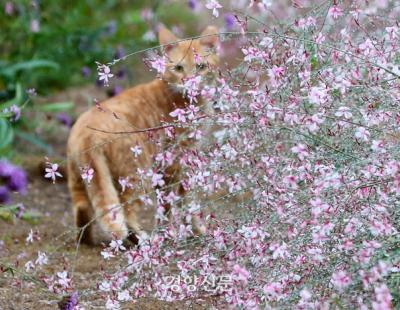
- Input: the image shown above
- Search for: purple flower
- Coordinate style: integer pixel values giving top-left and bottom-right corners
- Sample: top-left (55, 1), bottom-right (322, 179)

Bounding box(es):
top-left (0, 160), bottom-right (28, 197)
top-left (0, 160), bottom-right (14, 178)
top-left (3, 105), bottom-right (21, 121)
top-left (116, 69), bottom-right (126, 79)
top-left (111, 85), bottom-right (123, 96)
top-left (224, 13), bottom-right (236, 30)
top-left (114, 46), bottom-right (125, 60)
top-left (15, 203), bottom-right (25, 219)
top-left (57, 113), bottom-right (73, 128)
top-left (26, 88), bottom-right (37, 97)
top-left (106, 20), bottom-right (117, 35)
top-left (10, 104), bottom-right (21, 121)
top-left (60, 291), bottom-right (79, 310)
top-left (188, 0), bottom-right (198, 10)
top-left (0, 186), bottom-right (11, 204)
top-left (7, 166), bottom-right (28, 193)
top-left (81, 66), bottom-right (91, 78)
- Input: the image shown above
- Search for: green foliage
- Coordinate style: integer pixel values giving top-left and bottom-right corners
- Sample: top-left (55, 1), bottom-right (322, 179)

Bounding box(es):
top-left (0, 204), bottom-right (42, 224)
top-left (0, 0), bottom-right (198, 158)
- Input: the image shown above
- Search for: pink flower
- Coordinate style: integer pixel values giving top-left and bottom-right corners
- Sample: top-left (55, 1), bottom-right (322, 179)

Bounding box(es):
top-left (150, 56), bottom-right (167, 74)
top-left (80, 166), bottom-right (94, 183)
top-left (4, 2), bottom-right (14, 15)
top-left (263, 282), bottom-right (284, 301)
top-left (183, 75), bottom-right (202, 103)
top-left (331, 270), bottom-right (352, 290)
top-left (355, 127), bottom-right (370, 142)
top-left (44, 163), bottom-right (63, 183)
top-left (169, 108), bottom-right (187, 122)
top-left (232, 264), bottom-right (250, 285)
top-left (328, 5), bottom-right (343, 19)
top-left (291, 143), bottom-right (309, 160)
top-left (205, 0), bottom-right (222, 18)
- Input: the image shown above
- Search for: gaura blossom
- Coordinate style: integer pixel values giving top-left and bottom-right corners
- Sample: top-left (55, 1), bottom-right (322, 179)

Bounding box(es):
top-left (44, 163), bottom-right (63, 183)
top-left (205, 0), bottom-right (222, 18)
top-left (150, 56), bottom-right (167, 74)
top-left (96, 63), bottom-right (114, 86)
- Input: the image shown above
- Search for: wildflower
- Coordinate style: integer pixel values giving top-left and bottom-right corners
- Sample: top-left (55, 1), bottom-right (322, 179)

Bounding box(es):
top-left (30, 19), bottom-right (40, 33)
top-left (183, 75), bottom-right (202, 103)
top-left (80, 166), bottom-right (94, 184)
top-left (4, 2), bottom-right (14, 15)
top-left (109, 239), bottom-right (126, 252)
top-left (3, 104), bottom-right (21, 121)
top-left (331, 270), bottom-right (352, 290)
top-left (169, 108), bottom-right (187, 122)
top-left (232, 264), bottom-right (250, 285)
top-left (44, 163), bottom-right (63, 183)
top-left (188, 0), bottom-right (198, 10)
top-left (97, 63), bottom-right (114, 86)
top-left (328, 5), bottom-right (343, 19)
top-left (35, 251), bottom-right (48, 266)
top-left (355, 127), bottom-right (370, 142)
top-left (57, 271), bottom-right (71, 289)
top-left (81, 66), bottom-right (91, 77)
top-left (58, 291), bottom-right (79, 310)
top-left (26, 88), bottom-right (37, 96)
top-left (25, 260), bottom-right (35, 272)
top-left (150, 56), bottom-right (167, 74)
top-left (224, 13), bottom-right (236, 30)
top-left (57, 113), bottom-right (72, 128)
top-left (0, 186), bottom-right (11, 204)
top-left (205, 0), bottom-right (222, 18)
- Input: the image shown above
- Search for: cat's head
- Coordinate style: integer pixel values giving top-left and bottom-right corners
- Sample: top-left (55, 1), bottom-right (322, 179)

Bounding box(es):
top-left (158, 26), bottom-right (219, 88)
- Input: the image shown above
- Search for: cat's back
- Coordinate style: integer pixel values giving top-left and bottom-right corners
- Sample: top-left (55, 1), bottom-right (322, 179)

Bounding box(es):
top-left (67, 79), bottom-right (173, 157)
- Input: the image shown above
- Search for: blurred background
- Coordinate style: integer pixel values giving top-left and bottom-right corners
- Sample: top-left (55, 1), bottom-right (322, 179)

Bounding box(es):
top-left (0, 0), bottom-right (236, 207)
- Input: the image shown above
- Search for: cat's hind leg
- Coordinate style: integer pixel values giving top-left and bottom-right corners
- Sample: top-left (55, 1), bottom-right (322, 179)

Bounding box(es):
top-left (68, 160), bottom-right (94, 245)
top-left (85, 154), bottom-right (129, 241)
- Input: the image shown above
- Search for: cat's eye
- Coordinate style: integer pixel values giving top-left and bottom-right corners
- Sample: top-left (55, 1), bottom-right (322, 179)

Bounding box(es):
top-left (174, 64), bottom-right (184, 72)
top-left (196, 63), bottom-right (207, 71)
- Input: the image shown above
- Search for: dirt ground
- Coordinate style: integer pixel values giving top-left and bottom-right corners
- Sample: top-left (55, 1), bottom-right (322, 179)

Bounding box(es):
top-left (0, 85), bottom-right (222, 310)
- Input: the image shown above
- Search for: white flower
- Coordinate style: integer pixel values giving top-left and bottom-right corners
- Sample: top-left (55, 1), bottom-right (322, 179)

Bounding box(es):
top-left (117, 290), bottom-right (132, 301)
top-left (97, 63), bottom-right (114, 86)
top-left (130, 145), bottom-right (142, 157)
top-left (44, 163), bottom-right (63, 183)
top-left (25, 260), bottom-right (35, 272)
top-left (355, 127), bottom-right (370, 142)
top-left (105, 297), bottom-right (120, 309)
top-left (35, 251), bottom-right (48, 266)
top-left (109, 239), bottom-right (126, 252)
top-left (205, 0), bottom-right (222, 18)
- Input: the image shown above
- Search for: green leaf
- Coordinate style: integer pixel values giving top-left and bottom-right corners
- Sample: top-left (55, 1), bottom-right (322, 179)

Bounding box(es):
top-left (0, 83), bottom-right (24, 109)
top-left (0, 208), bottom-right (13, 222)
top-left (20, 210), bottom-right (42, 224)
top-left (0, 118), bottom-right (14, 149)
top-left (37, 102), bottom-right (74, 112)
top-left (1, 60), bottom-right (60, 79)
top-left (16, 131), bottom-right (53, 154)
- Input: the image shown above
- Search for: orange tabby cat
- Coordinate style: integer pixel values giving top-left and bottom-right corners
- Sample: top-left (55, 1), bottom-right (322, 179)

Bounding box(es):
top-left (67, 26), bottom-right (219, 245)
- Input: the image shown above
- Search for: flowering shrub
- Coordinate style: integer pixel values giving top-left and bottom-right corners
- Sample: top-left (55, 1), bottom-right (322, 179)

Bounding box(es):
top-left (2, 1), bottom-right (400, 309)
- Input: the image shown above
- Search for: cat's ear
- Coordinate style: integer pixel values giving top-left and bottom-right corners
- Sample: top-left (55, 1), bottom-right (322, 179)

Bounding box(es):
top-left (159, 27), bottom-right (178, 51)
top-left (199, 26), bottom-right (219, 48)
